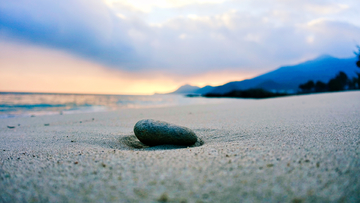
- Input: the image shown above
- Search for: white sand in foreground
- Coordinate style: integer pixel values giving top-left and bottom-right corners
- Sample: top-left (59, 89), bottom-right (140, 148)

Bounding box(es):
top-left (1, 91), bottom-right (360, 202)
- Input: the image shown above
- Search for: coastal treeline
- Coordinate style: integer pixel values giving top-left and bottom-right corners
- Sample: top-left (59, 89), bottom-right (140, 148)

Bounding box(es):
top-left (204, 88), bottom-right (287, 99)
top-left (299, 47), bottom-right (360, 93)
top-left (298, 71), bottom-right (360, 93)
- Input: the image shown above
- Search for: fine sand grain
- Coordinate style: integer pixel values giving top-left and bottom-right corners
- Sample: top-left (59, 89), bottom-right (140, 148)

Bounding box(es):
top-left (1, 91), bottom-right (360, 202)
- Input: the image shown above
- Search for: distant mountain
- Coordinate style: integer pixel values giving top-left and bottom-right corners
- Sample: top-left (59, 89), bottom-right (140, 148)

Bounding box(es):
top-left (194, 85), bottom-right (215, 94)
top-left (168, 84), bottom-right (215, 95)
top-left (209, 55), bottom-right (359, 94)
top-left (170, 84), bottom-right (200, 94)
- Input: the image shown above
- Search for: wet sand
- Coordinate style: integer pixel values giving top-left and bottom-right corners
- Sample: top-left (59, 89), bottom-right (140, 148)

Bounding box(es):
top-left (1, 91), bottom-right (360, 202)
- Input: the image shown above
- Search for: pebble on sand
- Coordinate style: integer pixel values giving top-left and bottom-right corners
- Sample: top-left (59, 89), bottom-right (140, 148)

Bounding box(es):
top-left (134, 119), bottom-right (198, 146)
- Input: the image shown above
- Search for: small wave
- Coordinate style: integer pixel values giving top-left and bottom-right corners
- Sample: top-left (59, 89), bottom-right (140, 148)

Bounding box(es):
top-left (0, 103), bottom-right (67, 109)
top-left (62, 105), bottom-right (108, 114)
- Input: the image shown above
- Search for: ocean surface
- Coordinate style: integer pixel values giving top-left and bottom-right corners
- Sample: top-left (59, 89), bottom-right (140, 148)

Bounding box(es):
top-left (0, 92), bottom-right (227, 119)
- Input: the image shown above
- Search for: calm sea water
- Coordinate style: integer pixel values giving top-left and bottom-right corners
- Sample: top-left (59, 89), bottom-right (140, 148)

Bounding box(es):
top-left (0, 92), bottom-right (226, 118)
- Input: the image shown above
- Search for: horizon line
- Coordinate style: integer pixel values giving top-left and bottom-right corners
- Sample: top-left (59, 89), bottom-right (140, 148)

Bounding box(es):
top-left (0, 91), bottom-right (157, 96)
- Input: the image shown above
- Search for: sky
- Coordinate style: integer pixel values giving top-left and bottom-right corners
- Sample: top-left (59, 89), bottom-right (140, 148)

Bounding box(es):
top-left (1, 0), bottom-right (360, 94)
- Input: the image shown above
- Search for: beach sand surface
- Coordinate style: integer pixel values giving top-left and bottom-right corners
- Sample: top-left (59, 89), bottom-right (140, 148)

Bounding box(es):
top-left (1, 91), bottom-right (360, 202)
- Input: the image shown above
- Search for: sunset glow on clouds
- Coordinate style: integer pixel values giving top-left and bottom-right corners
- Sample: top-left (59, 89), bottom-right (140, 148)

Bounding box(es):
top-left (1, 0), bottom-right (360, 94)
top-left (0, 41), bottom-right (253, 94)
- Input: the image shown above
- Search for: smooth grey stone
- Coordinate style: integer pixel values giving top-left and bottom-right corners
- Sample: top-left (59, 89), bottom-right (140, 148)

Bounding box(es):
top-left (134, 119), bottom-right (198, 146)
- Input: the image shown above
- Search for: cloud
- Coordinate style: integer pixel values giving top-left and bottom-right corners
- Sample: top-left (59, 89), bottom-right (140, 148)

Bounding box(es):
top-left (0, 0), bottom-right (141, 69)
top-left (139, 8), bottom-right (360, 74)
top-left (303, 19), bottom-right (360, 56)
top-left (1, 0), bottom-right (360, 78)
top-left (105, 0), bottom-right (227, 13)
top-left (0, 40), bottom-right (257, 94)
top-left (0, 41), bottom-right (179, 94)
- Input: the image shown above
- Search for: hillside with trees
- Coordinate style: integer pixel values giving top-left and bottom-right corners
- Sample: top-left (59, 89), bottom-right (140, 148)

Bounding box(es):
top-left (205, 47), bottom-right (360, 99)
top-left (298, 47), bottom-right (360, 94)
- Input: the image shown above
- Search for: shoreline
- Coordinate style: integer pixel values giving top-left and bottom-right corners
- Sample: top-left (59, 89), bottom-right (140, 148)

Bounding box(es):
top-left (0, 93), bottom-right (231, 119)
top-left (1, 91), bottom-right (360, 202)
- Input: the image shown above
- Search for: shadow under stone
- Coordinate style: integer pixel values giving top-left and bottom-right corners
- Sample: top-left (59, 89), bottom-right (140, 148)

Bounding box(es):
top-left (119, 134), bottom-right (204, 150)
top-left (120, 135), bottom-right (148, 149)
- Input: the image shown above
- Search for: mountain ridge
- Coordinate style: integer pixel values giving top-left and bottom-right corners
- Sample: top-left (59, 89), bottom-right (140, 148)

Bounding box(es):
top-left (169, 55), bottom-right (359, 95)
top-left (242, 55), bottom-right (358, 92)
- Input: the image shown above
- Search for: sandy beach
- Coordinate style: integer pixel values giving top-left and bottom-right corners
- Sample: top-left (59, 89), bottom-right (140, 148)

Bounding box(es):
top-left (1, 91), bottom-right (359, 202)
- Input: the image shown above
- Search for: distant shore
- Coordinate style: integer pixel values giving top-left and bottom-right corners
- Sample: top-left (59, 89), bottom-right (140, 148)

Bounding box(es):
top-left (1, 91), bottom-right (360, 202)
top-left (202, 88), bottom-right (360, 99)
